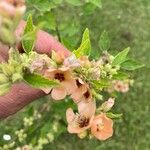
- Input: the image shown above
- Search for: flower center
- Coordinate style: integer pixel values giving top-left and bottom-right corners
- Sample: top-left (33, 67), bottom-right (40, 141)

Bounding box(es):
top-left (96, 122), bottom-right (104, 131)
top-left (78, 116), bottom-right (90, 128)
top-left (54, 73), bottom-right (65, 82)
top-left (84, 91), bottom-right (90, 99)
top-left (76, 79), bottom-right (82, 87)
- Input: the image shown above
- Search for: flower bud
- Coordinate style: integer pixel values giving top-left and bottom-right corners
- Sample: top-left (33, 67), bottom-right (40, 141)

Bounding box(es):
top-left (0, 74), bottom-right (9, 84)
top-left (12, 73), bottom-right (23, 82)
top-left (78, 131), bottom-right (87, 139)
top-left (51, 50), bottom-right (65, 64)
top-left (100, 98), bottom-right (115, 112)
top-left (1, 64), bottom-right (14, 76)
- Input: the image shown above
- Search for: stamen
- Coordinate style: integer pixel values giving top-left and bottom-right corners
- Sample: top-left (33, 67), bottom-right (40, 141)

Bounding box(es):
top-left (54, 73), bottom-right (65, 82)
top-left (77, 116), bottom-right (90, 128)
top-left (84, 91), bottom-right (90, 99)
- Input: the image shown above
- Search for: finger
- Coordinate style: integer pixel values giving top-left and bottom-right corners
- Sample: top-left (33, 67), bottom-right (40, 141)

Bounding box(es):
top-left (0, 21), bottom-right (70, 119)
top-left (0, 82), bottom-right (45, 119)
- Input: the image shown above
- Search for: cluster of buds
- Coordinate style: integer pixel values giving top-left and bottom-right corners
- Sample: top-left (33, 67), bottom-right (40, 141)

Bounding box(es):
top-left (0, 48), bottom-right (23, 95)
top-left (0, 0), bottom-right (26, 45)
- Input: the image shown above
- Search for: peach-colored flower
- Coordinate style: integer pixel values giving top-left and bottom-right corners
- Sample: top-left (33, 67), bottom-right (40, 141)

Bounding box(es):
top-left (91, 113), bottom-right (113, 141)
top-left (113, 80), bottom-right (129, 93)
top-left (43, 67), bottom-right (76, 100)
top-left (66, 107), bottom-right (94, 134)
top-left (77, 100), bottom-right (96, 118)
top-left (0, 0), bottom-right (26, 17)
top-left (100, 98), bottom-right (115, 112)
top-left (71, 78), bottom-right (92, 103)
top-left (66, 100), bottom-right (96, 134)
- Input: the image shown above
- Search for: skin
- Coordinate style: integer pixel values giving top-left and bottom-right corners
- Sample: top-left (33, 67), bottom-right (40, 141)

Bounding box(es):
top-left (0, 21), bottom-right (70, 119)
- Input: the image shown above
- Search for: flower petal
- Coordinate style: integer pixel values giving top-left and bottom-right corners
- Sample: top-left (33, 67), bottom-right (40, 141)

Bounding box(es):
top-left (63, 79), bottom-right (77, 95)
top-left (42, 88), bottom-right (52, 94)
top-left (71, 85), bottom-right (87, 103)
top-left (51, 87), bottom-right (67, 100)
top-left (66, 108), bottom-right (75, 123)
top-left (78, 100), bottom-right (96, 117)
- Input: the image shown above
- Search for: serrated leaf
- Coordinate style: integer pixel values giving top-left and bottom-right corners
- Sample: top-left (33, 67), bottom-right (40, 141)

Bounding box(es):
top-left (99, 30), bottom-right (110, 51)
top-left (22, 14), bottom-right (36, 54)
top-left (106, 112), bottom-right (123, 119)
top-left (112, 47), bottom-right (130, 66)
top-left (73, 28), bottom-right (91, 57)
top-left (24, 73), bottom-right (59, 88)
top-left (121, 59), bottom-right (145, 70)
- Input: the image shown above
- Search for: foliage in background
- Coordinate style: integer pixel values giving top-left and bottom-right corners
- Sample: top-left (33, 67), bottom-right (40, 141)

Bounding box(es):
top-left (0, 0), bottom-right (149, 149)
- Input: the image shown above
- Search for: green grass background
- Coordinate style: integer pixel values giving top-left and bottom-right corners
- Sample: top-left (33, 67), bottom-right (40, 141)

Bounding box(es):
top-left (0, 0), bottom-right (150, 149)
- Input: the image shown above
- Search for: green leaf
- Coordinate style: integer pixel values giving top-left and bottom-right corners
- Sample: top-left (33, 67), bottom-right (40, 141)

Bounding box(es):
top-left (113, 71), bottom-right (129, 80)
top-left (83, 3), bottom-right (97, 15)
top-left (37, 12), bottom-right (56, 30)
top-left (112, 47), bottom-right (130, 66)
top-left (26, 0), bottom-right (52, 12)
top-left (24, 73), bottom-right (59, 88)
top-left (99, 30), bottom-right (110, 51)
top-left (89, 0), bottom-right (102, 8)
top-left (73, 28), bottom-right (91, 57)
top-left (92, 79), bottom-right (110, 89)
top-left (106, 112), bottom-right (123, 119)
top-left (22, 14), bottom-right (36, 54)
top-left (121, 59), bottom-right (145, 70)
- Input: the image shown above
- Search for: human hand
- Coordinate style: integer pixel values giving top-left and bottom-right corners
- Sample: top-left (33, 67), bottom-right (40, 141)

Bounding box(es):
top-left (0, 21), bottom-right (70, 119)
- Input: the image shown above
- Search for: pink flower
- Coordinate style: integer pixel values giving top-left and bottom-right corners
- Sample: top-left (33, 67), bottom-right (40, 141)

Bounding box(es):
top-left (71, 78), bottom-right (92, 103)
top-left (91, 113), bottom-right (113, 141)
top-left (43, 67), bottom-right (76, 100)
top-left (113, 80), bottom-right (129, 93)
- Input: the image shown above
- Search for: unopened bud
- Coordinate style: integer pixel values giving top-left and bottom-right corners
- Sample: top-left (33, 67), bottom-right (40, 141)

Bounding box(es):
top-left (51, 50), bottom-right (64, 64)
top-left (100, 98), bottom-right (115, 112)
top-left (0, 74), bottom-right (9, 83)
top-left (78, 131), bottom-right (87, 139)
